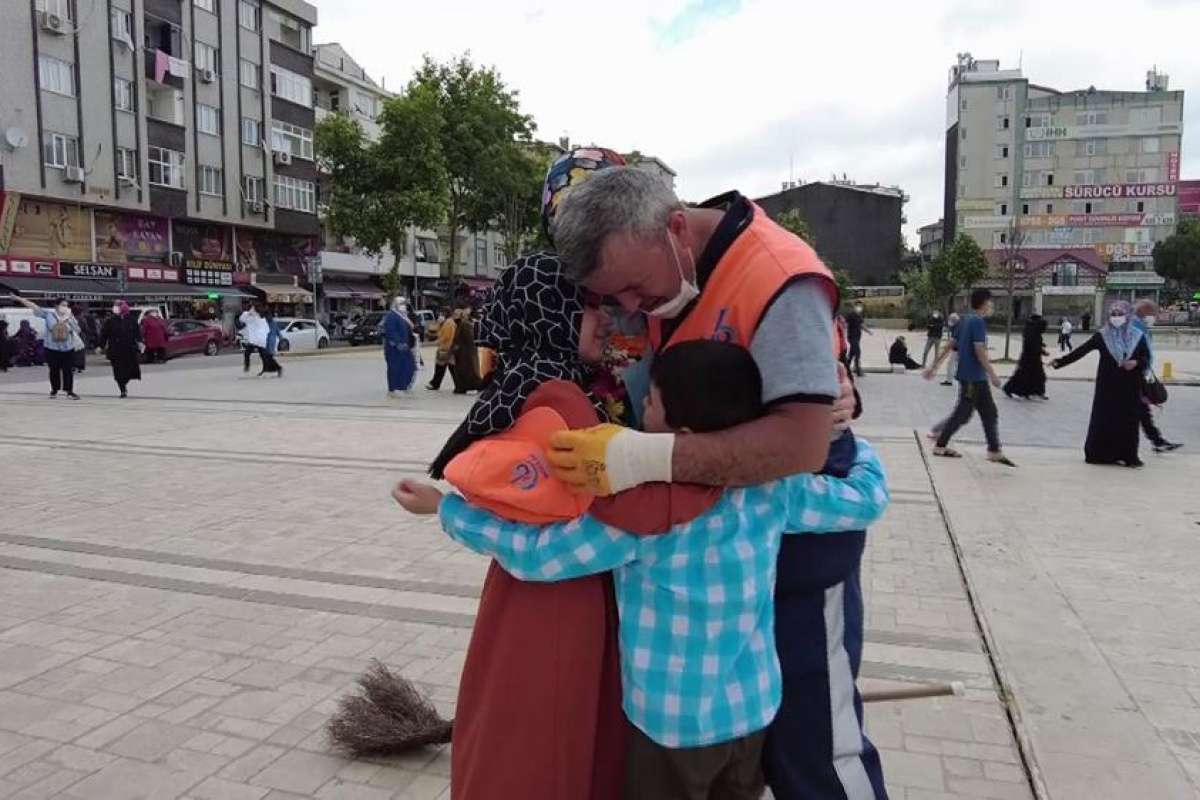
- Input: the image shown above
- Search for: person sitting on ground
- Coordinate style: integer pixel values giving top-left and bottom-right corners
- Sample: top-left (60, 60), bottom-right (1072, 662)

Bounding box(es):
top-left (394, 340), bottom-right (890, 800)
top-left (888, 335), bottom-right (922, 370)
top-left (13, 319), bottom-right (42, 367)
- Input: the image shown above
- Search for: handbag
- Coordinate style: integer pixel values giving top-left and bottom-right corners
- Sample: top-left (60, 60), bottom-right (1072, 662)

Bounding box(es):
top-left (71, 329), bottom-right (86, 352)
top-left (1143, 371), bottom-right (1168, 406)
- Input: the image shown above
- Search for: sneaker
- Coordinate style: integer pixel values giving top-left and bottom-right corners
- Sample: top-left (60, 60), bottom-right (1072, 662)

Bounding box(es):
top-left (940, 380), bottom-right (953, 386)
top-left (49, 392), bottom-right (58, 398)
top-left (67, 393), bottom-right (80, 400)
top-left (987, 453), bottom-right (1017, 468)
top-left (1153, 441), bottom-right (1183, 453)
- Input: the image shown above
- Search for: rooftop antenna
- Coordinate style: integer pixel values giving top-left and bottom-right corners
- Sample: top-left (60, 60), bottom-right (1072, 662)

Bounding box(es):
top-left (1018, 49), bottom-right (1023, 70)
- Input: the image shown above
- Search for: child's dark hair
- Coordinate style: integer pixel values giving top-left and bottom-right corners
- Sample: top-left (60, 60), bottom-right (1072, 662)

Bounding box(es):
top-left (650, 340), bottom-right (764, 433)
top-left (970, 288), bottom-right (992, 309)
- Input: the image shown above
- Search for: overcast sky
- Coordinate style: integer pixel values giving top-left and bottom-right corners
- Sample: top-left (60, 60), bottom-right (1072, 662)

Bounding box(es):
top-left (312, 0), bottom-right (1200, 247)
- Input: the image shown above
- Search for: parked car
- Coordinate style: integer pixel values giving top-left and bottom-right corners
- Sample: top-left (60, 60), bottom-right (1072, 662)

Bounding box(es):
top-left (164, 319), bottom-right (224, 358)
top-left (275, 318), bottom-right (331, 352)
top-left (412, 309), bottom-right (439, 341)
top-left (347, 312), bottom-right (386, 346)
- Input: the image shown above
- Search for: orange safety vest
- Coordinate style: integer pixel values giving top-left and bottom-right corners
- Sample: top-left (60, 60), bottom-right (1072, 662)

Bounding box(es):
top-left (649, 202), bottom-right (843, 355)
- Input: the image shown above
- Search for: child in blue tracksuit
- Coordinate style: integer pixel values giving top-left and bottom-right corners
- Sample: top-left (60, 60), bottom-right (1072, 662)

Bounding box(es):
top-left (395, 341), bottom-right (890, 799)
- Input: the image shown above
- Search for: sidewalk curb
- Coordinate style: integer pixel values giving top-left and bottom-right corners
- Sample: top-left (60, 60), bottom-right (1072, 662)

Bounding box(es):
top-left (913, 431), bottom-right (1050, 800)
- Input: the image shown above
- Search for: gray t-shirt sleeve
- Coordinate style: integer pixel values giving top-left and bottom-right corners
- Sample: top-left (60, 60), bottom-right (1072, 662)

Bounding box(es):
top-left (749, 278), bottom-right (839, 404)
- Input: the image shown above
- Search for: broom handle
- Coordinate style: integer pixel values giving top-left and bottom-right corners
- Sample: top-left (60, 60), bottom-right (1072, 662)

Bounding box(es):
top-left (862, 681), bottom-right (964, 704)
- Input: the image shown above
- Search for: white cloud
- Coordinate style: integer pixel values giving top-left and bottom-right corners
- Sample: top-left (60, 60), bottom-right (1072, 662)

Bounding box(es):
top-left (312, 0), bottom-right (1200, 246)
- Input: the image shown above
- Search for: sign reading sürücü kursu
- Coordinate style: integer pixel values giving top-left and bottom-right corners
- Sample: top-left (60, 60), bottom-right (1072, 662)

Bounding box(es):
top-left (1062, 183), bottom-right (1178, 200)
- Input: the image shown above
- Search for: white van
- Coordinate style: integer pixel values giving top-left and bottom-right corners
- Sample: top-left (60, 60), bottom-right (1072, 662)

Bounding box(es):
top-left (0, 307), bottom-right (47, 340)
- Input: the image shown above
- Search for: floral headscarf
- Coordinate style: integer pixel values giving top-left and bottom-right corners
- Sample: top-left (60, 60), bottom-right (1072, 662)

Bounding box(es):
top-left (541, 147), bottom-right (626, 245)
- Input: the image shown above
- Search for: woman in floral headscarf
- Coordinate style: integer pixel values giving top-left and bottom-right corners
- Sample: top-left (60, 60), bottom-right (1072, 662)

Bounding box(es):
top-left (1051, 300), bottom-right (1150, 466)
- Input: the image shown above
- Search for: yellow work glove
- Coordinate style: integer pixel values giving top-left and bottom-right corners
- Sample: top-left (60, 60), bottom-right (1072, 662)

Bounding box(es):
top-left (547, 424), bottom-right (676, 496)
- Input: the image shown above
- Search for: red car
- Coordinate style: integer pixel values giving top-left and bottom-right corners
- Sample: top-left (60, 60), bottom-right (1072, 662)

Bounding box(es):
top-left (164, 319), bottom-right (224, 359)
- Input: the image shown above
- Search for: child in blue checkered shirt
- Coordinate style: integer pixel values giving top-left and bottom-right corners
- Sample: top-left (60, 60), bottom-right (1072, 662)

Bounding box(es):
top-left (395, 340), bottom-right (889, 799)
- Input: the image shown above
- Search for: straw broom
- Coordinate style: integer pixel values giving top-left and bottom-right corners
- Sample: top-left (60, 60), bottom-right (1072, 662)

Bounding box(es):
top-left (327, 660), bottom-right (453, 756)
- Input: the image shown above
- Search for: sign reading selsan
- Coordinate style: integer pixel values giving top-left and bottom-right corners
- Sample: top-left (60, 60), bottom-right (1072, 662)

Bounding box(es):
top-left (1063, 183), bottom-right (1178, 200)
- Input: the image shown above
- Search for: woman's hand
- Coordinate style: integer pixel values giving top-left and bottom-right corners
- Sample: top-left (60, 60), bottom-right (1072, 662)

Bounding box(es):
top-left (392, 479), bottom-right (444, 515)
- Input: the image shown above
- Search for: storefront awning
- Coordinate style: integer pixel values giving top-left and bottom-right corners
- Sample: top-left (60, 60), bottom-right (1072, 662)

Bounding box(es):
top-left (1, 275), bottom-right (253, 301)
top-left (257, 285), bottom-right (314, 303)
top-left (322, 279), bottom-right (384, 299)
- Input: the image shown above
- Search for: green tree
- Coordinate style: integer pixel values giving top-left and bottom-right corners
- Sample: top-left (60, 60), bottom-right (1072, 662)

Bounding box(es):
top-left (494, 146), bottom-right (552, 264)
top-left (776, 209), bottom-right (815, 247)
top-left (1153, 217), bottom-right (1200, 290)
top-left (410, 55), bottom-right (535, 276)
top-left (315, 82), bottom-right (448, 300)
top-left (943, 234), bottom-right (989, 307)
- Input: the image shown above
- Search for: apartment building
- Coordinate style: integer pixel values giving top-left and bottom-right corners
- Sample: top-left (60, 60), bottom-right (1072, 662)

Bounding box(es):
top-left (0, 0), bottom-right (320, 325)
top-left (944, 53), bottom-right (1183, 317)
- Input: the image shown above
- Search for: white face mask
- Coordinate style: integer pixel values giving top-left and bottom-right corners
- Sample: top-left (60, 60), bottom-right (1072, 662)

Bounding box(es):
top-left (647, 233), bottom-right (700, 320)
top-left (1110, 315), bottom-right (1127, 328)
top-left (1142, 316), bottom-right (1155, 327)
top-left (57, 305), bottom-right (70, 315)
top-left (112, 305), bottom-right (121, 315)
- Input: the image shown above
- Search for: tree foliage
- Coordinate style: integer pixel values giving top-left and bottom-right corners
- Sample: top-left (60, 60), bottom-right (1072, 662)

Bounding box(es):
top-left (315, 84), bottom-right (448, 299)
top-left (1153, 217), bottom-right (1200, 289)
top-left (943, 234), bottom-right (989, 299)
top-left (776, 209), bottom-right (815, 247)
top-left (494, 146), bottom-right (553, 264)
top-left (409, 55), bottom-right (535, 274)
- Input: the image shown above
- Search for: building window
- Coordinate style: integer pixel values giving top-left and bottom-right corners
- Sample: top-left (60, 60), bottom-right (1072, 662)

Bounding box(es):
top-left (196, 104), bottom-right (220, 136)
top-left (116, 147), bottom-right (138, 180)
top-left (38, 56), bottom-right (75, 97)
top-left (1141, 137), bottom-right (1160, 154)
top-left (1075, 111), bottom-right (1108, 126)
top-left (352, 90), bottom-right (377, 120)
top-left (273, 174), bottom-right (315, 212)
top-left (959, 156), bottom-right (967, 168)
top-left (194, 0), bottom-right (214, 12)
top-left (243, 175), bottom-right (264, 203)
top-left (1136, 200), bottom-right (1145, 213)
top-left (270, 121), bottom-right (314, 159)
top-left (240, 59), bottom-right (260, 90)
top-left (238, 0), bottom-right (259, 31)
top-left (199, 165), bottom-right (223, 196)
top-left (995, 145), bottom-right (1009, 159)
top-left (960, 127), bottom-right (967, 141)
top-left (147, 146), bottom-right (185, 188)
top-left (994, 174), bottom-right (1008, 189)
top-left (271, 10), bottom-right (310, 53)
top-left (415, 237), bottom-right (438, 262)
top-left (1051, 263), bottom-right (1079, 287)
top-left (241, 117), bottom-right (261, 146)
top-left (997, 116), bottom-right (1009, 130)
top-left (1047, 173), bottom-right (1054, 186)
top-left (1073, 170), bottom-right (1096, 186)
top-left (1023, 141), bottom-right (1054, 158)
top-left (1022, 203), bottom-right (1029, 215)
top-left (110, 7), bottom-right (132, 41)
top-left (34, 0), bottom-right (72, 19)
top-left (1085, 202), bottom-right (1093, 214)
top-left (494, 244), bottom-right (505, 266)
top-left (961, 98), bottom-right (967, 110)
top-left (114, 77), bottom-right (135, 112)
top-left (270, 66), bottom-right (312, 108)
top-left (996, 203), bottom-right (1008, 217)
top-left (194, 42), bottom-right (218, 74)
top-left (1126, 167), bottom-right (1159, 184)
top-left (475, 238), bottom-right (487, 268)
top-left (1045, 203), bottom-right (1054, 214)
top-left (1025, 113), bottom-right (1052, 128)
top-left (43, 132), bottom-right (79, 169)
top-left (1076, 140), bottom-right (1106, 157)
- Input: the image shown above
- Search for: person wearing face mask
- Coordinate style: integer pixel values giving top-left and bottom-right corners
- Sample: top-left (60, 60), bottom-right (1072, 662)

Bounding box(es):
top-left (843, 301), bottom-right (872, 377)
top-left (1132, 300), bottom-right (1181, 453)
top-left (922, 310), bottom-right (945, 367)
top-left (12, 294), bottom-right (82, 399)
top-left (99, 300), bottom-right (142, 398)
top-left (1051, 301), bottom-right (1152, 467)
top-left (383, 296), bottom-right (417, 397)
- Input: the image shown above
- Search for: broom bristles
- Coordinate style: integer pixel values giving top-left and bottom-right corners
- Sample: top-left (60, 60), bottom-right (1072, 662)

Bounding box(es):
top-left (327, 659), bottom-right (454, 756)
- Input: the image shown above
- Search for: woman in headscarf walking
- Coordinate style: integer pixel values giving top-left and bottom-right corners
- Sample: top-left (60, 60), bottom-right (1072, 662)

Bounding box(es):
top-left (426, 311), bottom-right (457, 391)
top-left (383, 296), bottom-right (417, 397)
top-left (1003, 313), bottom-right (1049, 400)
top-left (259, 308), bottom-right (284, 377)
top-left (12, 295), bottom-right (82, 398)
top-left (1051, 301), bottom-right (1150, 467)
top-left (100, 300), bottom-right (142, 398)
top-left (449, 307), bottom-right (481, 394)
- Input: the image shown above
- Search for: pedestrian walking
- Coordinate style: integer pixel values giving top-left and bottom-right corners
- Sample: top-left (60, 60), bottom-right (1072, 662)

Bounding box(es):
top-left (1132, 300), bottom-right (1181, 453)
top-left (71, 306), bottom-right (89, 373)
top-left (940, 312), bottom-right (961, 386)
top-left (1003, 313), bottom-right (1049, 400)
top-left (99, 300), bottom-right (142, 398)
top-left (237, 304), bottom-right (268, 373)
top-left (383, 296), bottom-right (417, 398)
top-left (922, 310), bottom-right (944, 367)
top-left (1081, 309), bottom-right (1092, 332)
top-left (1051, 301), bottom-right (1151, 467)
top-left (450, 308), bottom-right (481, 394)
top-left (923, 289), bottom-right (1015, 466)
top-left (1058, 317), bottom-right (1074, 352)
top-left (426, 311), bottom-right (457, 391)
top-left (0, 319), bottom-right (10, 372)
top-left (12, 295), bottom-right (82, 399)
top-left (259, 309), bottom-right (284, 377)
top-left (843, 302), bottom-right (871, 377)
top-left (140, 309), bottom-right (169, 363)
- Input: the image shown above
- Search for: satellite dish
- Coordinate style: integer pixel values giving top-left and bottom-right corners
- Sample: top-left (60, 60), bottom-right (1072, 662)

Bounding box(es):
top-left (4, 127), bottom-right (28, 150)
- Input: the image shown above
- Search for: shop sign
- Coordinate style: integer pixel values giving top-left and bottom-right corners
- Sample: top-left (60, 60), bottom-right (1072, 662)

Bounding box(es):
top-left (1026, 126), bottom-right (1071, 141)
top-left (34, 262), bottom-right (54, 274)
top-left (174, 221), bottom-right (233, 264)
top-left (184, 259), bottom-right (234, 287)
top-left (95, 211), bottom-right (169, 264)
top-left (60, 261), bottom-right (121, 279)
top-left (1062, 183), bottom-right (1177, 200)
top-left (1020, 213), bottom-right (1148, 229)
top-left (1167, 152), bottom-right (1180, 183)
top-left (956, 199), bottom-right (995, 211)
top-left (9, 260), bottom-right (32, 273)
top-left (1143, 213), bottom-right (1175, 227)
top-left (125, 266), bottom-right (179, 281)
top-left (1041, 285), bottom-right (1096, 296)
top-left (0, 259), bottom-right (6, 272)
top-left (1019, 187), bottom-right (1064, 199)
top-left (962, 216), bottom-right (1005, 229)
top-left (4, 198), bottom-right (90, 261)
top-left (0, 192), bottom-right (21, 253)
top-left (235, 230), bottom-right (317, 276)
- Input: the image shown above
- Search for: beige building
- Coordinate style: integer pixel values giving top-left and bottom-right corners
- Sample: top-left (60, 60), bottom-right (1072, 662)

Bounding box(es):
top-left (944, 54), bottom-right (1183, 318)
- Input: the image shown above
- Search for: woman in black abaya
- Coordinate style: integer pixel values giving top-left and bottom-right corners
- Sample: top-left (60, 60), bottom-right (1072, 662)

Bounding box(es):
top-left (1051, 301), bottom-right (1149, 467)
top-left (1003, 313), bottom-right (1049, 399)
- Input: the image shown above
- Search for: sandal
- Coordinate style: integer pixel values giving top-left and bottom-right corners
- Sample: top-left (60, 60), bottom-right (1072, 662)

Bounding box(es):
top-left (933, 447), bottom-right (963, 458)
top-left (988, 454), bottom-right (1017, 467)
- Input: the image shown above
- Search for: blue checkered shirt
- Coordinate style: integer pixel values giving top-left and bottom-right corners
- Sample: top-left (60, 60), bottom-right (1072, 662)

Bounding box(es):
top-left (438, 438), bottom-right (889, 748)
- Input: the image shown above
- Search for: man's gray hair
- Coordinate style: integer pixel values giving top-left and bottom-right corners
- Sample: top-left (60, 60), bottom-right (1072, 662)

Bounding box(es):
top-left (551, 167), bottom-right (684, 281)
